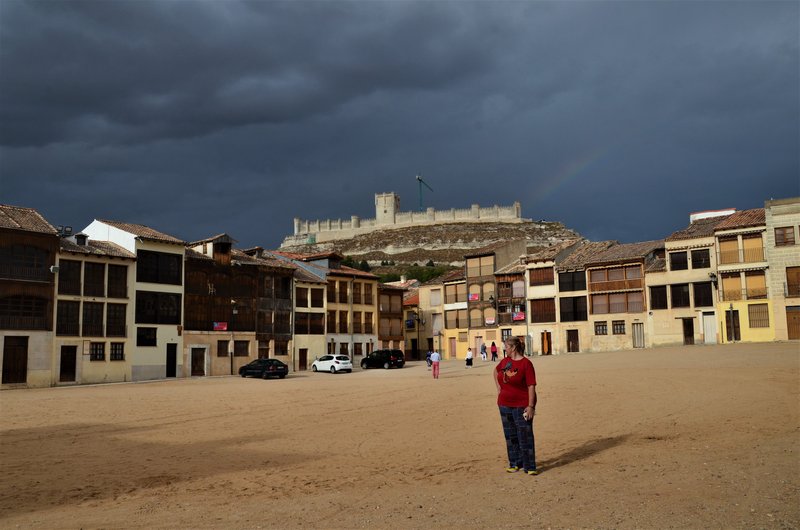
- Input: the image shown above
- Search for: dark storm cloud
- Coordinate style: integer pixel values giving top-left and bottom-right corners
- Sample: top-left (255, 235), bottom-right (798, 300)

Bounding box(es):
top-left (0, 0), bottom-right (797, 249)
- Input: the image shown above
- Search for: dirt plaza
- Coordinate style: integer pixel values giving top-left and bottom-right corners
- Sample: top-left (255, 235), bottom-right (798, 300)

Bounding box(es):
top-left (1, 342), bottom-right (798, 529)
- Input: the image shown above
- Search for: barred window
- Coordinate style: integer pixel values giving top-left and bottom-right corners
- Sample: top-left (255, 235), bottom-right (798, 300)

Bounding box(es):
top-left (612, 320), bottom-right (626, 335)
top-left (110, 342), bottom-right (125, 361)
top-left (748, 304), bottom-right (769, 328)
top-left (217, 339), bottom-right (229, 357)
top-left (594, 321), bottom-right (607, 335)
top-left (234, 340), bottom-right (249, 357)
top-left (137, 327), bottom-right (157, 347)
top-left (775, 227), bottom-right (795, 246)
top-left (90, 342), bottom-right (105, 361)
top-left (650, 286), bottom-right (668, 310)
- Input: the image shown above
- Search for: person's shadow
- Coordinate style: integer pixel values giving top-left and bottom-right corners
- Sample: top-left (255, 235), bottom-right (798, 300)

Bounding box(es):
top-left (537, 434), bottom-right (630, 473)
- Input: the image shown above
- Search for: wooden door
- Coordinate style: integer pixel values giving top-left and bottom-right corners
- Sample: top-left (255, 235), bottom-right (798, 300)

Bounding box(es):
top-left (541, 332), bottom-right (552, 355)
top-left (191, 347), bottom-right (205, 376)
top-left (60, 345), bottom-right (77, 382)
top-left (298, 348), bottom-right (308, 371)
top-left (566, 330), bottom-right (579, 353)
top-left (725, 310), bottom-right (741, 342)
top-left (448, 337), bottom-right (457, 359)
top-left (632, 323), bottom-right (645, 348)
top-left (2, 336), bottom-right (28, 384)
top-left (166, 343), bottom-right (177, 378)
top-left (682, 318), bottom-right (695, 345)
top-left (787, 307), bottom-right (800, 340)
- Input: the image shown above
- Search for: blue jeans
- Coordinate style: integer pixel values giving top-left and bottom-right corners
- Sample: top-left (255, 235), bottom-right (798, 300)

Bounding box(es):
top-left (499, 406), bottom-right (536, 471)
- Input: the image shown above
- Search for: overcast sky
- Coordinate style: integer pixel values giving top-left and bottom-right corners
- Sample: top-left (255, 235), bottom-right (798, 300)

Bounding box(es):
top-left (1, 0), bottom-right (798, 249)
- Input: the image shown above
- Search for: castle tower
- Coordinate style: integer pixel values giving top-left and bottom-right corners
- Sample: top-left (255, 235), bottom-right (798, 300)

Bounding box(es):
top-left (375, 192), bottom-right (400, 226)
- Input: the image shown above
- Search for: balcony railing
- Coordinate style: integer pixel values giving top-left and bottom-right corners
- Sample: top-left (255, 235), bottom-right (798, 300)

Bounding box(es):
top-left (0, 315), bottom-right (48, 330)
top-left (0, 265), bottom-right (51, 282)
top-left (786, 283), bottom-right (800, 298)
top-left (56, 321), bottom-right (80, 336)
top-left (718, 247), bottom-right (765, 265)
top-left (589, 279), bottom-right (642, 292)
top-left (720, 287), bottom-right (769, 302)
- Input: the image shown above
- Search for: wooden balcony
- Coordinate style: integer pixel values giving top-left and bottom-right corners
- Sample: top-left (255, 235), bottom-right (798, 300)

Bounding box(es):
top-left (0, 265), bottom-right (50, 282)
top-left (718, 247), bottom-right (765, 265)
top-left (720, 288), bottom-right (768, 302)
top-left (0, 315), bottom-right (48, 330)
top-left (589, 279), bottom-right (643, 292)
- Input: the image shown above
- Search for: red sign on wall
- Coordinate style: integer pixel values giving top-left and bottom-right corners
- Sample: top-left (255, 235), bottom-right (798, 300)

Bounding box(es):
top-left (213, 322), bottom-right (228, 331)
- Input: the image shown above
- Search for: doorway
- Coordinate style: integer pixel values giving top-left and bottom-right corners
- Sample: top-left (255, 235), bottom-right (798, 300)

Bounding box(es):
top-left (2, 336), bottom-right (28, 384)
top-left (298, 348), bottom-right (308, 371)
top-left (632, 323), bottom-right (645, 348)
top-left (60, 345), bottom-right (77, 382)
top-left (566, 330), bottom-right (579, 353)
top-left (787, 307), bottom-right (800, 340)
top-left (702, 312), bottom-right (717, 344)
top-left (166, 343), bottom-right (177, 378)
top-left (191, 347), bottom-right (205, 376)
top-left (448, 337), bottom-right (457, 359)
top-left (540, 331), bottom-right (552, 355)
top-left (682, 318), bottom-right (695, 345)
top-left (725, 310), bottom-right (741, 342)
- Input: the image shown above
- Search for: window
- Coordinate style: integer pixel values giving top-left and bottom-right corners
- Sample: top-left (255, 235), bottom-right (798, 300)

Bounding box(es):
top-left (338, 281), bottom-right (348, 303)
top-left (512, 280), bottom-right (525, 298)
top-left (787, 267), bottom-right (800, 297)
top-left (135, 291), bottom-right (181, 324)
top-left (82, 302), bottom-right (104, 336)
top-left (558, 271), bottom-right (586, 292)
top-left (352, 311), bottom-right (362, 333)
top-left (775, 227), bottom-right (796, 246)
top-left (136, 250), bottom-right (182, 285)
top-left (107, 264), bottom-right (128, 298)
top-left (106, 303), bottom-right (126, 337)
top-left (310, 288), bottom-right (324, 308)
top-left (612, 320), bottom-right (626, 335)
top-left (559, 296), bottom-right (587, 322)
top-left (338, 310), bottom-right (348, 333)
top-left (295, 312), bottom-right (309, 334)
top-left (748, 304), bottom-right (769, 328)
top-left (466, 257), bottom-right (480, 278)
top-left (309, 313), bottom-right (324, 334)
top-left (745, 271), bottom-right (767, 299)
top-left (430, 289), bottom-right (442, 307)
top-left (354, 343), bottom-right (363, 356)
top-left (56, 301), bottom-right (80, 336)
top-left (327, 310), bottom-right (336, 333)
top-left (594, 321), bottom-right (607, 335)
top-left (274, 340), bottom-right (288, 356)
top-left (58, 259), bottom-right (81, 295)
top-left (669, 252), bottom-right (688, 271)
top-left (217, 339), bottom-right (229, 357)
top-left (110, 342), bottom-right (125, 361)
top-left (529, 268), bottom-right (554, 286)
top-left (670, 284), bottom-right (690, 308)
top-left (327, 280), bottom-right (337, 303)
top-left (691, 249), bottom-right (711, 269)
top-left (352, 283), bottom-right (362, 305)
top-left (364, 312), bottom-right (373, 334)
top-left (693, 282), bottom-right (713, 307)
top-left (0, 244), bottom-right (48, 280)
top-left (234, 340), bottom-right (249, 357)
top-left (90, 342), bottom-right (105, 361)
top-left (84, 262), bottom-right (105, 297)
top-left (137, 327), bottom-right (157, 347)
top-left (530, 299), bottom-right (556, 323)
top-left (364, 284), bottom-right (373, 304)
top-left (650, 286), bottom-right (668, 310)
top-left (295, 287), bottom-right (308, 308)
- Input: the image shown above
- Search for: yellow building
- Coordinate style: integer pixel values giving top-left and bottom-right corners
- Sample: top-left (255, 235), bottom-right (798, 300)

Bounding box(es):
top-left (713, 209), bottom-right (774, 343)
top-left (765, 197), bottom-right (800, 341)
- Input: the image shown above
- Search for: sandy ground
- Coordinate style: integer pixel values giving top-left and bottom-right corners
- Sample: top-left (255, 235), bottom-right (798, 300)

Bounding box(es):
top-left (1, 342), bottom-right (798, 529)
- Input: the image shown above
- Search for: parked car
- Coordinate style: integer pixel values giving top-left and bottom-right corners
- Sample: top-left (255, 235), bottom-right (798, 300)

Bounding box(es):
top-left (239, 358), bottom-right (288, 379)
top-left (311, 355), bottom-right (353, 373)
top-left (360, 349), bottom-right (405, 369)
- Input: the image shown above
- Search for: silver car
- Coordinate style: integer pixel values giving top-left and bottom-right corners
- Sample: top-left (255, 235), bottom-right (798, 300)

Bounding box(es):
top-left (311, 354), bottom-right (353, 374)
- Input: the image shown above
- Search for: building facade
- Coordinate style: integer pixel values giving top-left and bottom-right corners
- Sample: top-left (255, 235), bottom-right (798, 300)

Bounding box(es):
top-left (764, 198), bottom-right (800, 341)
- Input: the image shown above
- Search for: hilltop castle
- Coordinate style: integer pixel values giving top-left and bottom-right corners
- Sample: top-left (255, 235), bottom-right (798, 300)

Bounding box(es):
top-left (280, 192), bottom-right (526, 247)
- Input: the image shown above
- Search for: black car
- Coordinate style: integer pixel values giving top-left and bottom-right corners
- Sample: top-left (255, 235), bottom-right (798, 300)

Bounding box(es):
top-left (239, 358), bottom-right (288, 379)
top-left (360, 349), bottom-right (405, 369)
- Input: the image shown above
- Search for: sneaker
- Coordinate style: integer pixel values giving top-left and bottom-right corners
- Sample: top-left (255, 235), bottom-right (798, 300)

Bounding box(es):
top-left (525, 469), bottom-right (539, 476)
top-left (505, 466), bottom-right (520, 473)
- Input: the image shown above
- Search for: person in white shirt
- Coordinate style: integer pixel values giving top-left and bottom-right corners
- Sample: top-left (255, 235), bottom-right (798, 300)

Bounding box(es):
top-left (430, 350), bottom-right (441, 379)
top-left (466, 347), bottom-right (474, 368)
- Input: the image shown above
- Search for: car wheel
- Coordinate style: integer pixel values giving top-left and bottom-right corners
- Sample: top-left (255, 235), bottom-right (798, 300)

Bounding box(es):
top-left (383, 362), bottom-right (390, 369)
top-left (240, 373), bottom-right (246, 378)
top-left (361, 361), bottom-right (368, 369)
top-left (312, 365), bottom-right (318, 372)
top-left (330, 366), bottom-right (337, 374)
top-left (262, 371), bottom-right (270, 379)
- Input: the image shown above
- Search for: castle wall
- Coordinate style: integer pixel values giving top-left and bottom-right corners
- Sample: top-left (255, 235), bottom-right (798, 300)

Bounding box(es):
top-left (283, 193), bottom-right (525, 248)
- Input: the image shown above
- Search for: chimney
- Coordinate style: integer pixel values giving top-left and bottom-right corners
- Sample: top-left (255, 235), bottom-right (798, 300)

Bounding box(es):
top-left (75, 233), bottom-right (88, 246)
top-left (400, 275), bottom-right (407, 283)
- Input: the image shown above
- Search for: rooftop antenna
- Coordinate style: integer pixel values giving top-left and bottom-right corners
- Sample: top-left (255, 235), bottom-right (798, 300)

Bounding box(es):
top-left (416, 173), bottom-right (433, 212)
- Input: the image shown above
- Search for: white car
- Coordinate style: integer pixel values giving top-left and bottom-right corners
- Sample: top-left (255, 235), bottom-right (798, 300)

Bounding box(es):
top-left (311, 355), bottom-right (353, 374)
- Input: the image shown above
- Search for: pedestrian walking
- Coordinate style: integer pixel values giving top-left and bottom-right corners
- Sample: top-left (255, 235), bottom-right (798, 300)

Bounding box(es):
top-left (430, 349), bottom-right (441, 379)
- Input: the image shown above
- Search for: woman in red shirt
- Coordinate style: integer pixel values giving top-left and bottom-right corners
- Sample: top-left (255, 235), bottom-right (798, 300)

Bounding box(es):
top-left (494, 336), bottom-right (538, 475)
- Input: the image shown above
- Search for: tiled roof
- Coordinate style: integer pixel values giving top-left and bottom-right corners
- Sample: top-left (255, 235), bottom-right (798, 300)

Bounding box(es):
top-left (713, 208), bottom-right (765, 231)
top-left (494, 261), bottom-right (526, 275)
top-left (187, 233), bottom-right (237, 246)
top-left (556, 241), bottom-right (618, 270)
top-left (383, 279), bottom-right (421, 289)
top-left (232, 249), bottom-right (296, 270)
top-left (379, 283), bottom-right (407, 292)
top-left (666, 216), bottom-right (732, 241)
top-left (645, 255), bottom-right (667, 273)
top-left (99, 219), bottom-right (185, 244)
top-left (525, 239), bottom-right (582, 263)
top-left (439, 268), bottom-right (466, 283)
top-left (329, 265), bottom-right (379, 280)
top-left (403, 291), bottom-right (420, 306)
top-left (185, 247), bottom-right (212, 260)
top-left (294, 267), bottom-right (325, 283)
top-left (587, 239), bottom-right (664, 266)
top-left (0, 205), bottom-right (58, 235)
top-left (60, 239), bottom-right (136, 259)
